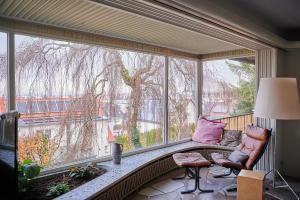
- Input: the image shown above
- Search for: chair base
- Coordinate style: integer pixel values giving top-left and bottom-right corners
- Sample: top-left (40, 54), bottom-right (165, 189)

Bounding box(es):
top-left (214, 169), bottom-right (233, 178)
top-left (174, 166), bottom-right (214, 194)
top-left (226, 187), bottom-right (237, 192)
top-left (213, 168), bottom-right (240, 178)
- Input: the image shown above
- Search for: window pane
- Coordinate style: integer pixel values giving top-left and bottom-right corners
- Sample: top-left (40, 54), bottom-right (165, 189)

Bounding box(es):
top-left (0, 32), bottom-right (7, 113)
top-left (16, 35), bottom-right (164, 168)
top-left (168, 57), bottom-right (196, 142)
top-left (202, 59), bottom-right (255, 119)
top-left (0, 32), bottom-right (10, 146)
top-left (111, 50), bottom-right (164, 151)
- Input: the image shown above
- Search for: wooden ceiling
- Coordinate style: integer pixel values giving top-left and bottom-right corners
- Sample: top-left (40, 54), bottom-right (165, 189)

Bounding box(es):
top-left (0, 0), bottom-right (243, 54)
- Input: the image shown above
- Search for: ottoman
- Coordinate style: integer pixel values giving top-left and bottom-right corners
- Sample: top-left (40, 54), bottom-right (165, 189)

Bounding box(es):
top-left (173, 152), bottom-right (214, 194)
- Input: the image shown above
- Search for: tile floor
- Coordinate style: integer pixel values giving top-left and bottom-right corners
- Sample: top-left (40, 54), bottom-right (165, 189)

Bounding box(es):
top-left (126, 166), bottom-right (300, 200)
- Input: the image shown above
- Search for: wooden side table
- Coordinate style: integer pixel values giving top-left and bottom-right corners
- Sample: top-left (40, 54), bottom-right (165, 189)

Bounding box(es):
top-left (237, 170), bottom-right (266, 200)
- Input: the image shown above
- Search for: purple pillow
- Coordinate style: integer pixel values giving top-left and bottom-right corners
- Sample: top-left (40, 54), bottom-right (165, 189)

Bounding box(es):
top-left (228, 150), bottom-right (249, 164)
top-left (192, 117), bottom-right (226, 144)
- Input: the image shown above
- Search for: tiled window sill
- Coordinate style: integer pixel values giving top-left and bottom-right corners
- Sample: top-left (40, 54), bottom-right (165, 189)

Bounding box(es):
top-left (55, 141), bottom-right (234, 200)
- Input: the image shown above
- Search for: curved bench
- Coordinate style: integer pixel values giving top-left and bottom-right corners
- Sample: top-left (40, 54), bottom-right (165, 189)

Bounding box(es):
top-left (56, 141), bottom-right (235, 200)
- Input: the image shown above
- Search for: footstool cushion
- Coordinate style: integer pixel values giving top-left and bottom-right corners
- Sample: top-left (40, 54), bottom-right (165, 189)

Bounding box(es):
top-left (173, 152), bottom-right (211, 167)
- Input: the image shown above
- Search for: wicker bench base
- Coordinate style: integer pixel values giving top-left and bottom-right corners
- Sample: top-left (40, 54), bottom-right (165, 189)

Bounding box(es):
top-left (94, 148), bottom-right (232, 200)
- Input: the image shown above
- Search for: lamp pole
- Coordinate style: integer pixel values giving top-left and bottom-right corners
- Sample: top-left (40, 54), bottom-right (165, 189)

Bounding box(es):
top-left (254, 78), bottom-right (300, 200)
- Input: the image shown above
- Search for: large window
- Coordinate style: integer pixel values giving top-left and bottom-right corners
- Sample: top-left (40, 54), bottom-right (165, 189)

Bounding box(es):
top-left (12, 33), bottom-right (252, 170)
top-left (15, 35), bottom-right (164, 168)
top-left (0, 32), bottom-right (7, 113)
top-left (202, 59), bottom-right (255, 119)
top-left (168, 57), bottom-right (196, 142)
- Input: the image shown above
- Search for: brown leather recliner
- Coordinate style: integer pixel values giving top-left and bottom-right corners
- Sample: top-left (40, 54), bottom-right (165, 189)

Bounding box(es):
top-left (211, 125), bottom-right (271, 177)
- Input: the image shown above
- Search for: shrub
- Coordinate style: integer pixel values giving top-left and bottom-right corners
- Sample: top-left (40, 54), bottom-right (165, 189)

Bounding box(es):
top-left (68, 163), bottom-right (99, 179)
top-left (47, 182), bottom-right (70, 197)
top-left (68, 166), bottom-right (87, 179)
top-left (115, 134), bottom-right (131, 151)
top-left (131, 127), bottom-right (141, 148)
top-left (18, 159), bottom-right (41, 192)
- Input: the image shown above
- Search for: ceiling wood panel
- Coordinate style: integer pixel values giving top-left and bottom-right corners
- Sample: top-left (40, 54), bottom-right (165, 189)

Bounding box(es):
top-left (0, 0), bottom-right (243, 54)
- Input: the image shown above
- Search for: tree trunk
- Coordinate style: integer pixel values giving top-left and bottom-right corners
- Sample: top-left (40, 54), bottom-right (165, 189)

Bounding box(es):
top-left (128, 78), bottom-right (142, 148)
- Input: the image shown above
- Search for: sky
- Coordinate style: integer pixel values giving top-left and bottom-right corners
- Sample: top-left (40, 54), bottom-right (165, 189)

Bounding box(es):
top-left (204, 59), bottom-right (239, 86)
top-left (0, 32), bottom-right (7, 54)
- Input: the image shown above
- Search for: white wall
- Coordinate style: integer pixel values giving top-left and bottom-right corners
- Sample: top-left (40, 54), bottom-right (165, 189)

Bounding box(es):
top-left (277, 49), bottom-right (300, 179)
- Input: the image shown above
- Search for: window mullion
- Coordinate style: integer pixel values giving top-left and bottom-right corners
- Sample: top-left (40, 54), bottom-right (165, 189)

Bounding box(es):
top-left (196, 59), bottom-right (203, 121)
top-left (163, 56), bottom-right (168, 144)
top-left (7, 31), bottom-right (15, 111)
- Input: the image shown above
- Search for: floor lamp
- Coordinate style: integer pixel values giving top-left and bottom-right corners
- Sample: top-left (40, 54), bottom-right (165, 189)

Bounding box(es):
top-left (254, 78), bottom-right (300, 200)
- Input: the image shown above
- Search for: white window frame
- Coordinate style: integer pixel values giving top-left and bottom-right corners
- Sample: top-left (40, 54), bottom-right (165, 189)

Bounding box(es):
top-left (7, 31), bottom-right (199, 173)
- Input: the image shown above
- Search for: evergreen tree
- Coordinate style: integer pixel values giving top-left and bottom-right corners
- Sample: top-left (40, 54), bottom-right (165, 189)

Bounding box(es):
top-left (226, 60), bottom-right (255, 115)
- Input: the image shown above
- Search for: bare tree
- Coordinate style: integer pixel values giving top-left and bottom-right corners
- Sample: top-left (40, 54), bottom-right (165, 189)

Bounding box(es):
top-left (168, 58), bottom-right (196, 140)
top-left (103, 50), bottom-right (163, 147)
top-left (15, 38), bottom-right (112, 165)
top-left (0, 51), bottom-right (7, 103)
top-left (15, 37), bottom-right (166, 166)
top-left (202, 62), bottom-right (237, 117)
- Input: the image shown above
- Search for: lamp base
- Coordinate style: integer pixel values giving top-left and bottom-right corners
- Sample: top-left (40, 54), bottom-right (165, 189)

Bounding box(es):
top-left (266, 169), bottom-right (299, 200)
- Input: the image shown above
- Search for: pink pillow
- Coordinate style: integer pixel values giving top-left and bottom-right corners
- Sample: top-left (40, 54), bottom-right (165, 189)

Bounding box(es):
top-left (192, 117), bottom-right (226, 144)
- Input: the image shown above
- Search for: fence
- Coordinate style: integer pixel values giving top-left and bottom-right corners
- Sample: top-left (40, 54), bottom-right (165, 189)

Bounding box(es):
top-left (214, 113), bottom-right (254, 133)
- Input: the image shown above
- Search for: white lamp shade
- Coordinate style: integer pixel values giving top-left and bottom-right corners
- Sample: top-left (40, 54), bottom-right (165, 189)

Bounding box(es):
top-left (254, 78), bottom-right (300, 120)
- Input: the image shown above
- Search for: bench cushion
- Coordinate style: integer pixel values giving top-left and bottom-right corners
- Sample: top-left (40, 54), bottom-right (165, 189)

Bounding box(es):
top-left (220, 130), bottom-right (242, 147)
